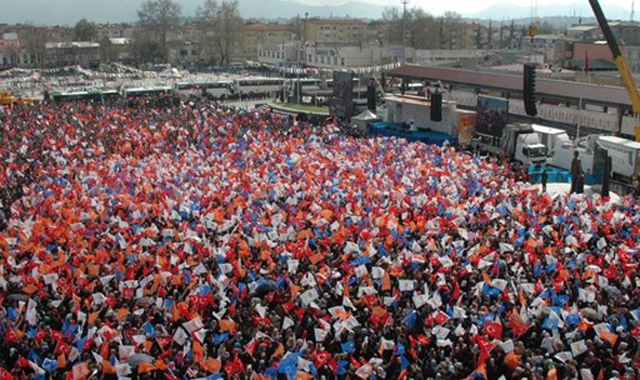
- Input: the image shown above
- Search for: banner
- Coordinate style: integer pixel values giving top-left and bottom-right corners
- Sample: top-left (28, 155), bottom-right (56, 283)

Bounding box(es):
top-left (244, 60), bottom-right (403, 76)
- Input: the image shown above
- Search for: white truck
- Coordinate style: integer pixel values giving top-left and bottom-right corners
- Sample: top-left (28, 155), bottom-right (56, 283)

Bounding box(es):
top-left (595, 136), bottom-right (640, 181)
top-left (553, 135), bottom-right (640, 186)
top-left (531, 124), bottom-right (572, 160)
top-left (470, 123), bottom-right (548, 166)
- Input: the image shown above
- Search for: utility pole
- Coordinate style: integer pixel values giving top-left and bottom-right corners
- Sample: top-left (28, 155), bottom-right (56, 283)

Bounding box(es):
top-left (401, 0), bottom-right (408, 46)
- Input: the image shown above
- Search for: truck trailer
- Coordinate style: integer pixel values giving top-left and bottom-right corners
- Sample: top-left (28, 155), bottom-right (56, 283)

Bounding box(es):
top-left (470, 123), bottom-right (547, 166)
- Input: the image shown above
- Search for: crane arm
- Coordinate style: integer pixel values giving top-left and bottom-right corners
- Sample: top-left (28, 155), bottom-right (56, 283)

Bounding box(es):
top-left (589, 0), bottom-right (640, 141)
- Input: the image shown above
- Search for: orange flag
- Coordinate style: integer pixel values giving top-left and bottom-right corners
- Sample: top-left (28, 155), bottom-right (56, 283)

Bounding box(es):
top-left (155, 359), bottom-right (169, 371)
top-left (271, 344), bottom-right (285, 360)
top-left (138, 362), bottom-right (156, 374)
top-left (102, 360), bottom-right (116, 375)
top-left (381, 272), bottom-right (391, 291)
top-left (504, 351), bottom-right (521, 369)
top-left (204, 357), bottom-right (221, 373)
top-left (23, 284), bottom-right (38, 295)
top-left (599, 331), bottom-right (618, 347)
top-left (88, 312), bottom-right (99, 326)
top-left (309, 252), bottom-right (324, 265)
top-left (219, 319), bottom-right (236, 333)
top-left (58, 354), bottom-right (67, 370)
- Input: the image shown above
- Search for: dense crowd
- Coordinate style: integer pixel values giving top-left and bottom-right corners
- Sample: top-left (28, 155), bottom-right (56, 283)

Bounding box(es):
top-left (0, 96), bottom-right (639, 380)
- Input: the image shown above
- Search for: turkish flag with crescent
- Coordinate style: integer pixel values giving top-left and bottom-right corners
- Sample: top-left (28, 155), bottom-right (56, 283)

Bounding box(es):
top-left (476, 335), bottom-right (495, 365)
top-left (484, 320), bottom-right (503, 339)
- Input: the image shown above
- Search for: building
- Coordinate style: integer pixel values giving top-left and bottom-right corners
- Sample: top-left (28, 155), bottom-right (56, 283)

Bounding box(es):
top-left (304, 18), bottom-right (367, 46)
top-left (566, 24), bottom-right (601, 41)
top-left (257, 41), bottom-right (298, 65)
top-left (519, 34), bottom-right (568, 62)
top-left (413, 49), bottom-right (493, 66)
top-left (303, 44), bottom-right (383, 69)
top-left (97, 23), bottom-right (135, 40)
top-left (44, 41), bottom-right (101, 68)
top-left (107, 37), bottom-right (132, 63)
top-left (238, 22), bottom-right (294, 62)
top-left (610, 22), bottom-right (640, 46)
top-left (0, 33), bottom-right (31, 67)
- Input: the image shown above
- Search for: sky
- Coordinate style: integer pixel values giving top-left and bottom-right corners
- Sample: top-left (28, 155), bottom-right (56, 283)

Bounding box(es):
top-left (0, 0), bottom-right (636, 25)
top-left (296, 0), bottom-right (634, 16)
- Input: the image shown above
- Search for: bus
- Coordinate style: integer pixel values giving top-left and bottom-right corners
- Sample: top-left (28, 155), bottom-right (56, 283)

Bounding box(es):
top-left (233, 77), bottom-right (284, 94)
top-left (123, 86), bottom-right (173, 97)
top-left (325, 77), bottom-right (360, 90)
top-left (175, 80), bottom-right (233, 98)
top-left (49, 90), bottom-right (119, 102)
top-left (286, 78), bottom-right (321, 92)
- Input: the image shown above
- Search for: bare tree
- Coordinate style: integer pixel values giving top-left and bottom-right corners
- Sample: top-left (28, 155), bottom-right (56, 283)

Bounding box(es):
top-left (197, 0), bottom-right (243, 66)
top-left (137, 0), bottom-right (182, 62)
top-left (381, 6), bottom-right (439, 49)
top-left (21, 24), bottom-right (48, 69)
top-left (381, 7), bottom-right (403, 45)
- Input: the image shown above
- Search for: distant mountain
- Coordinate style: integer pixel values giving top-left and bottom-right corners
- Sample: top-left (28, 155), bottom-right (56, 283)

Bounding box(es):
top-left (467, 2), bottom-right (633, 21)
top-left (0, 0), bottom-right (389, 26)
top-left (466, 16), bottom-right (599, 30)
top-left (0, 0), bottom-right (633, 27)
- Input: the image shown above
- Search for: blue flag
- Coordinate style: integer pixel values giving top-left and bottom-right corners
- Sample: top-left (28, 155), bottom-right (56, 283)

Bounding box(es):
top-left (28, 349), bottom-right (42, 366)
top-left (278, 352), bottom-right (299, 378)
top-left (42, 358), bottom-right (58, 373)
top-left (340, 340), bottom-right (355, 354)
top-left (214, 332), bottom-right (230, 345)
top-left (542, 317), bottom-right (559, 331)
top-left (402, 310), bottom-right (418, 329)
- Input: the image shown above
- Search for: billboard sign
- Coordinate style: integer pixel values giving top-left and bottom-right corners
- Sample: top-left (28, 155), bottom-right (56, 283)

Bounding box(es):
top-left (329, 71), bottom-right (354, 119)
top-left (475, 95), bottom-right (509, 137)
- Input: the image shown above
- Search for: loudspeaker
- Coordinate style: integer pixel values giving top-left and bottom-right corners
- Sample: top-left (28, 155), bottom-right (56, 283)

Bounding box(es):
top-left (523, 63), bottom-right (537, 116)
top-left (367, 79), bottom-right (376, 111)
top-left (431, 92), bottom-right (442, 121)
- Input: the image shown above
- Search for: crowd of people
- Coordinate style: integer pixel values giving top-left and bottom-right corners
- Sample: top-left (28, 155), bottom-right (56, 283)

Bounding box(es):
top-left (0, 95), bottom-right (639, 380)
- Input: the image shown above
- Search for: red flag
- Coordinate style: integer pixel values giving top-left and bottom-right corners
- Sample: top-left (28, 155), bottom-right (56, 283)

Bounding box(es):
top-left (433, 311), bottom-right (449, 325)
top-left (224, 355), bottom-right (244, 376)
top-left (511, 322), bottom-right (531, 338)
top-left (0, 369), bottom-right (14, 380)
top-left (314, 351), bottom-right (332, 368)
top-left (4, 329), bottom-right (18, 343)
top-left (476, 335), bottom-right (495, 365)
top-left (585, 50), bottom-right (590, 74)
top-left (484, 321), bottom-right (503, 339)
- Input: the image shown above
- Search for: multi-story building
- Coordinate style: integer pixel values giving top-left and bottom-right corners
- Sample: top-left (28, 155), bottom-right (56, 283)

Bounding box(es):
top-left (237, 22), bottom-right (294, 62)
top-left (256, 41), bottom-right (298, 65)
top-left (44, 41), bottom-right (101, 68)
top-left (0, 32), bottom-right (34, 67)
top-left (304, 18), bottom-right (367, 46)
top-left (97, 23), bottom-right (136, 40)
top-left (519, 34), bottom-right (566, 62)
top-left (566, 24), bottom-right (601, 41)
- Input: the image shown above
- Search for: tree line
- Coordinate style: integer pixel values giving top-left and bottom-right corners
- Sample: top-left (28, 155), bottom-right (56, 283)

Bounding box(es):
top-left (13, 0), bottom-right (559, 69)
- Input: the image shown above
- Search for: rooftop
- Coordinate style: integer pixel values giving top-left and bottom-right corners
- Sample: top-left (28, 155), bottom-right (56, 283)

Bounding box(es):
top-left (244, 23), bottom-right (292, 32)
top-left (307, 18), bottom-right (367, 26)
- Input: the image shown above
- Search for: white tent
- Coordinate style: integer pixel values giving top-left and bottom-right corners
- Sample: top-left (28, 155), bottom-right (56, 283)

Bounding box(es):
top-left (352, 110), bottom-right (381, 130)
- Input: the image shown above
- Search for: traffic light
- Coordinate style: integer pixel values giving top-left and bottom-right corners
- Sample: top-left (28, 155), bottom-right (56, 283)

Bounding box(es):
top-left (523, 63), bottom-right (537, 116)
top-left (431, 92), bottom-right (442, 121)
